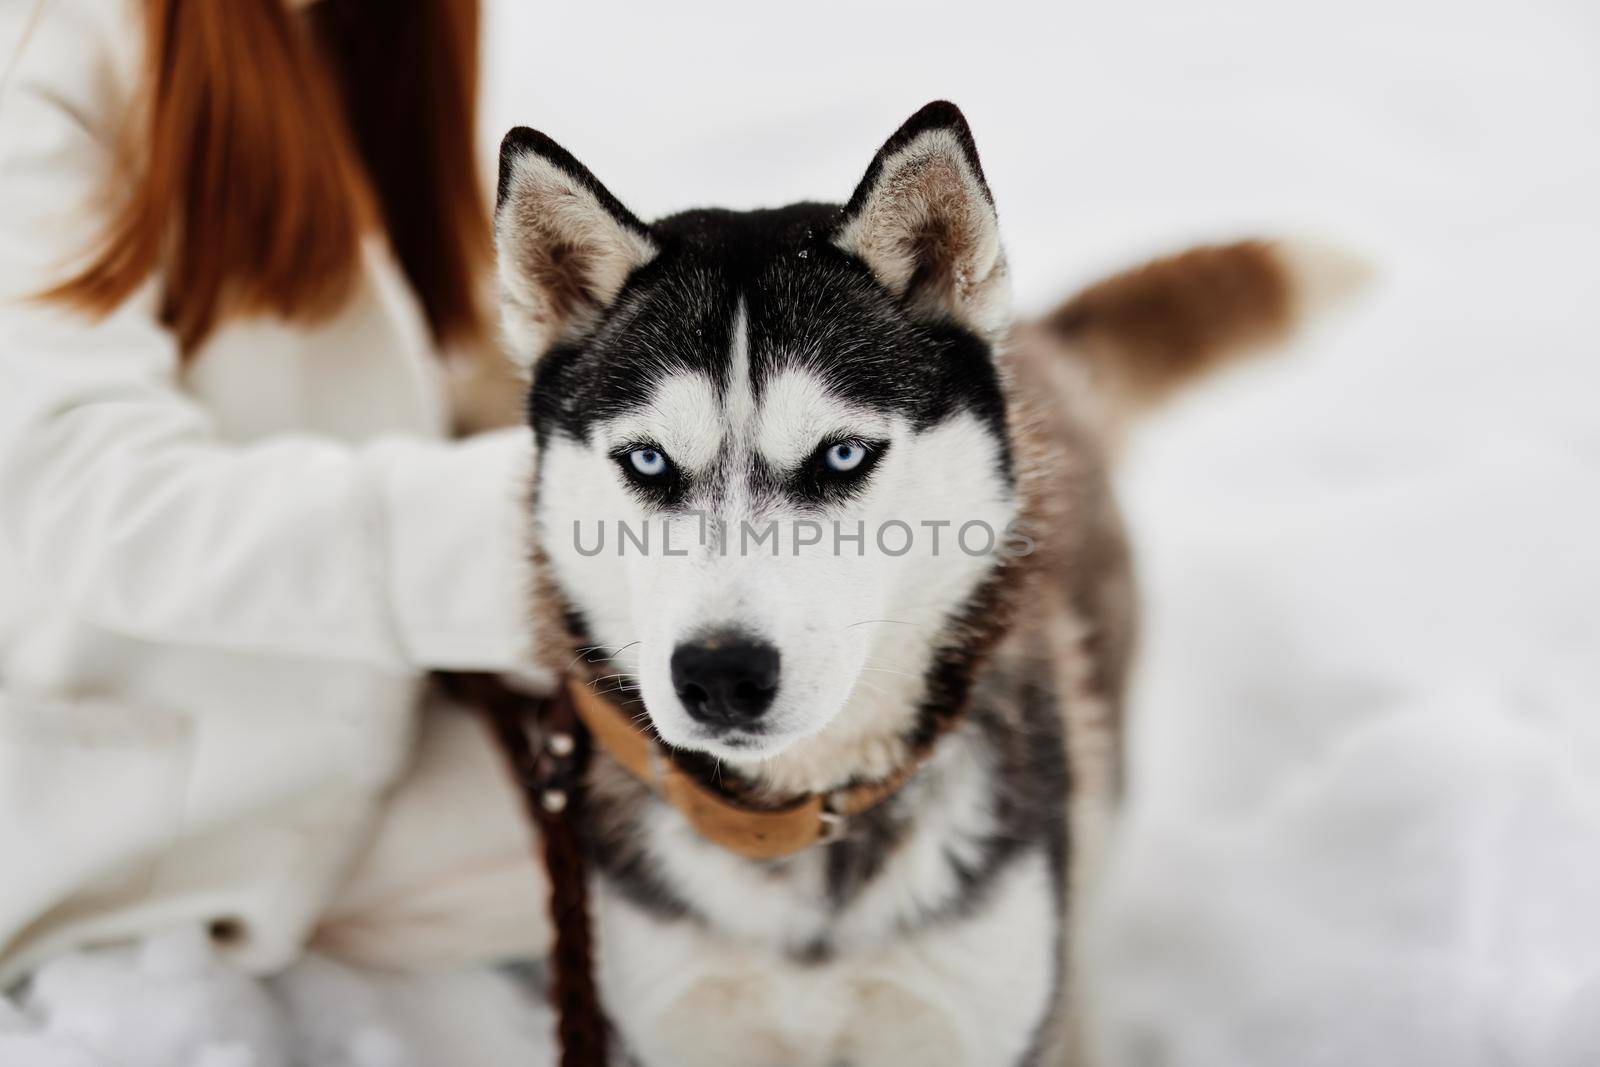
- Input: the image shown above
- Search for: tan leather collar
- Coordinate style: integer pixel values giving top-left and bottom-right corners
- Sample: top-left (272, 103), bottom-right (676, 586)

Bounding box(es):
top-left (568, 680), bottom-right (914, 861)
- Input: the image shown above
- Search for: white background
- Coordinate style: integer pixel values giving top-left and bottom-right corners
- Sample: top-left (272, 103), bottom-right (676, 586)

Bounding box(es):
top-left (485, 1), bottom-right (1600, 1063)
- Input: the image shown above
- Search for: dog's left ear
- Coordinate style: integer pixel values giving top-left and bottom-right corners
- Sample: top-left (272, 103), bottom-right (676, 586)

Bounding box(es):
top-left (494, 127), bottom-right (657, 370)
top-left (834, 101), bottom-right (1009, 338)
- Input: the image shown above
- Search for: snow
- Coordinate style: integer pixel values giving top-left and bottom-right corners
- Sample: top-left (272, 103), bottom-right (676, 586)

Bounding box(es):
top-left (6, 0), bottom-right (1599, 1062)
top-left (0, 929), bottom-right (553, 1067)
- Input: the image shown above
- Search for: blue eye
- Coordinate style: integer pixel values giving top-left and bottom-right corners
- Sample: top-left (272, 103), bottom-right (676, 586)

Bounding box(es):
top-left (629, 448), bottom-right (668, 478)
top-left (824, 440), bottom-right (866, 473)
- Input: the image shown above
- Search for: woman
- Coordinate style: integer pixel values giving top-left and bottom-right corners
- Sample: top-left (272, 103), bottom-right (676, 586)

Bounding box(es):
top-left (0, 0), bottom-right (549, 984)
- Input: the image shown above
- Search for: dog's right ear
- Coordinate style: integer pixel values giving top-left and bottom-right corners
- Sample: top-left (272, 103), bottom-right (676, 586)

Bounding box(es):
top-left (494, 128), bottom-right (657, 369)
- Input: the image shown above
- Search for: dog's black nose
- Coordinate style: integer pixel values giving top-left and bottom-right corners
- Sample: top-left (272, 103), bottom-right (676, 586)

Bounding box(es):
top-left (671, 631), bottom-right (780, 726)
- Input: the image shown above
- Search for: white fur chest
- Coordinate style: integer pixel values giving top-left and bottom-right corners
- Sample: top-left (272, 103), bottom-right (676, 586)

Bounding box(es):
top-left (592, 735), bottom-right (1063, 1066)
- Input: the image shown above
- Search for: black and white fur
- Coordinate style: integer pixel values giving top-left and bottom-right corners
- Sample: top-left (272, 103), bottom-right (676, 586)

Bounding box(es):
top-left (492, 101), bottom-right (1349, 1065)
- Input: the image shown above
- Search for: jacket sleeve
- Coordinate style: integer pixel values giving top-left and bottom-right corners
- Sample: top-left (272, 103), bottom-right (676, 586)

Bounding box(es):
top-left (0, 1), bottom-right (534, 672)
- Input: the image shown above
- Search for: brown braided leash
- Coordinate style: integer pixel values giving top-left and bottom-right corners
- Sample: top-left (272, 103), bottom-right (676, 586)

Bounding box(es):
top-left (437, 670), bottom-right (958, 1065)
top-left (435, 672), bottom-right (608, 1067)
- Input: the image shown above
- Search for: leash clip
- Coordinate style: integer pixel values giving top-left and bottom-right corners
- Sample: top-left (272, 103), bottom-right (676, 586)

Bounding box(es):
top-left (818, 803), bottom-right (848, 845)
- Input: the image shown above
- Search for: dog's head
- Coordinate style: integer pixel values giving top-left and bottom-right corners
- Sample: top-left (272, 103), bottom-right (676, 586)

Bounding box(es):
top-left (497, 102), bottom-right (1020, 772)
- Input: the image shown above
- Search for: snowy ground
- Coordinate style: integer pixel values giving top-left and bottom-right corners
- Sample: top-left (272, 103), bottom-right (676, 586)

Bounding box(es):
top-left (5, 0), bottom-right (1598, 1063)
top-left (0, 928), bottom-right (553, 1067)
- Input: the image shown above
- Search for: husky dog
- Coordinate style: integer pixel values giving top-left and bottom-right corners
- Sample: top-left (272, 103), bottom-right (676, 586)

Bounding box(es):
top-left (493, 102), bottom-right (1361, 1065)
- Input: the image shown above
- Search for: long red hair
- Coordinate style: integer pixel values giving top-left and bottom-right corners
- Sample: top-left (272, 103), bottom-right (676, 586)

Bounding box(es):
top-left (44, 0), bottom-right (489, 354)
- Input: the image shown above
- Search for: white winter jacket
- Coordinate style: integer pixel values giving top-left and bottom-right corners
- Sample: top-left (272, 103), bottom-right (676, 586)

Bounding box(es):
top-left (0, 0), bottom-right (545, 984)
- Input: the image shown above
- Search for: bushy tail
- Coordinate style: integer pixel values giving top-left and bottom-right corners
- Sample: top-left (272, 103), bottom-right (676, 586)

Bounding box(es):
top-left (1029, 238), bottom-right (1369, 433)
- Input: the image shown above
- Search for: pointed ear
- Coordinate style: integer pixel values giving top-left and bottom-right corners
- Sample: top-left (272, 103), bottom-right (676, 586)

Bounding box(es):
top-left (494, 127), bottom-right (657, 368)
top-left (834, 102), bottom-right (1010, 338)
